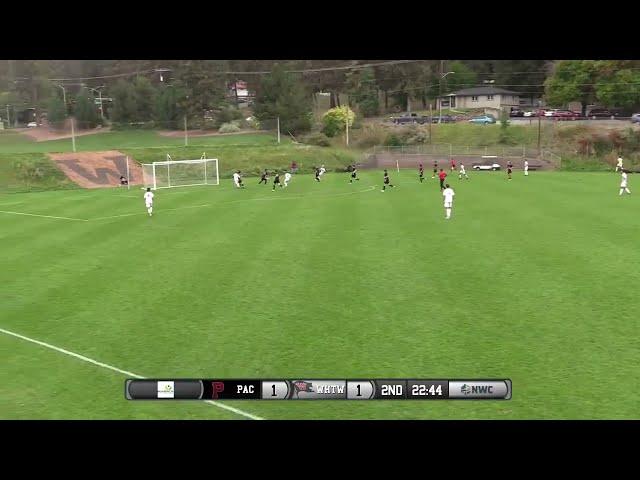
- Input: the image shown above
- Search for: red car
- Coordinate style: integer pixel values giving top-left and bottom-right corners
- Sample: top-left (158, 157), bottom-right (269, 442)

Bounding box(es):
top-left (551, 110), bottom-right (581, 120)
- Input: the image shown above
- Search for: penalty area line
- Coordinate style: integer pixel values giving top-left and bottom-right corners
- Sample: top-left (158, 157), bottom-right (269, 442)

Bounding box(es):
top-left (0, 210), bottom-right (89, 222)
top-left (0, 327), bottom-right (263, 421)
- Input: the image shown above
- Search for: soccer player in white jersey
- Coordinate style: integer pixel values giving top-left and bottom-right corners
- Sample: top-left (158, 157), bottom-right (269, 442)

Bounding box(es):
top-left (524, 160), bottom-right (529, 176)
top-left (284, 171), bottom-right (292, 187)
top-left (458, 164), bottom-right (469, 180)
top-left (144, 187), bottom-right (154, 217)
top-left (319, 165), bottom-right (326, 177)
top-left (616, 156), bottom-right (624, 172)
top-left (233, 170), bottom-right (244, 188)
top-left (442, 183), bottom-right (455, 219)
top-left (619, 171), bottom-right (631, 195)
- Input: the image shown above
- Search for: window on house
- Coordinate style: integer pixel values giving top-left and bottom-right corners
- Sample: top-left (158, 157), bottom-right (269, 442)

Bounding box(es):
top-left (487, 95), bottom-right (494, 100)
top-left (471, 96), bottom-right (478, 102)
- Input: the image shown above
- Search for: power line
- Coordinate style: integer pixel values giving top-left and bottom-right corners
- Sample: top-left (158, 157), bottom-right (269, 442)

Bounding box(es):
top-left (46, 60), bottom-right (428, 82)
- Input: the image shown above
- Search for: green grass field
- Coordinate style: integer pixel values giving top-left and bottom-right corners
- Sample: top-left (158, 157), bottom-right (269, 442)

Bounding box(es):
top-left (1, 169), bottom-right (638, 419)
top-left (0, 130), bottom-right (281, 153)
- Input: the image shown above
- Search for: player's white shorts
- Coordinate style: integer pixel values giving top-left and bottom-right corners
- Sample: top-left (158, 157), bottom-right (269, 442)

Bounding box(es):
top-left (145, 202), bottom-right (153, 208)
top-left (621, 182), bottom-right (628, 188)
top-left (444, 201), bottom-right (453, 208)
top-left (234, 181), bottom-right (241, 188)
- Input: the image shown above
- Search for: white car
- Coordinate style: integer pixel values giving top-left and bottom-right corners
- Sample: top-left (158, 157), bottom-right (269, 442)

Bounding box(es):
top-left (544, 109), bottom-right (558, 117)
top-left (473, 163), bottom-right (501, 171)
top-left (523, 111), bottom-right (536, 117)
top-left (27, 122), bottom-right (38, 128)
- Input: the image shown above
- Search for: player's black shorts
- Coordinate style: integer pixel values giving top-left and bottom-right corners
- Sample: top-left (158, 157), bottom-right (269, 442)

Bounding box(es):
top-left (507, 169), bottom-right (512, 174)
top-left (351, 173), bottom-right (357, 178)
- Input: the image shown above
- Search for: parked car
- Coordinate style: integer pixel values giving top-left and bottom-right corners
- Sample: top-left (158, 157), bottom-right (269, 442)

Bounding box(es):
top-left (468, 114), bottom-right (496, 125)
top-left (552, 110), bottom-right (581, 120)
top-left (431, 115), bottom-right (455, 123)
top-left (473, 163), bottom-right (501, 171)
top-left (523, 110), bottom-right (538, 117)
top-left (27, 122), bottom-right (38, 128)
top-left (631, 113), bottom-right (640, 124)
top-left (391, 112), bottom-right (429, 125)
top-left (510, 108), bottom-right (524, 117)
top-left (587, 108), bottom-right (618, 118)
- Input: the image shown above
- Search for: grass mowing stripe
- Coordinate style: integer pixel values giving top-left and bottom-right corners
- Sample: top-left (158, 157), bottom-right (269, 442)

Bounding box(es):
top-left (0, 327), bottom-right (263, 420)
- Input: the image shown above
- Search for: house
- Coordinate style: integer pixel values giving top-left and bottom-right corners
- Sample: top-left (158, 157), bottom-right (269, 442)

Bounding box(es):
top-left (439, 86), bottom-right (521, 111)
top-left (229, 80), bottom-right (252, 103)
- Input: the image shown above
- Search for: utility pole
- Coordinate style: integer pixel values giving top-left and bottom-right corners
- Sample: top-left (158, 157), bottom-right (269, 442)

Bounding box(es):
top-left (429, 103), bottom-right (433, 143)
top-left (537, 101), bottom-right (542, 155)
top-left (184, 115), bottom-right (188, 146)
top-left (346, 114), bottom-right (349, 146)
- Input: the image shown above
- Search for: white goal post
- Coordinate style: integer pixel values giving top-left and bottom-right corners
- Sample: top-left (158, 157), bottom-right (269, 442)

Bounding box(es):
top-left (142, 153), bottom-right (219, 190)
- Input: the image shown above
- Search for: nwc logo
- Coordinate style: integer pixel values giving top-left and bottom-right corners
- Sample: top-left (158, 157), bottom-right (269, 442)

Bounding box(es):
top-left (470, 385), bottom-right (494, 394)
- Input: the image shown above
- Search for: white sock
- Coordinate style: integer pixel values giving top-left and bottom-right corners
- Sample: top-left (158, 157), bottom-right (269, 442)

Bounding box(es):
top-left (148, 207), bottom-right (153, 214)
top-left (446, 208), bottom-right (451, 218)
top-left (619, 189), bottom-right (624, 195)
top-left (626, 188), bottom-right (631, 194)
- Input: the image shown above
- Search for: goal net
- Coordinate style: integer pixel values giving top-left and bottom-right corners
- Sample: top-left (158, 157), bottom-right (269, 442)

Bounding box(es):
top-left (141, 154), bottom-right (219, 190)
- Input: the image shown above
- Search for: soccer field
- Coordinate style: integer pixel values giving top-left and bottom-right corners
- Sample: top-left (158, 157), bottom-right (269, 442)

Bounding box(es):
top-left (1, 170), bottom-right (638, 419)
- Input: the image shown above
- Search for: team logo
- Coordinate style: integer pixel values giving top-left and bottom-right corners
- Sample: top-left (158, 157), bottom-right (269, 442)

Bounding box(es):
top-left (460, 384), bottom-right (472, 396)
top-left (292, 381), bottom-right (314, 398)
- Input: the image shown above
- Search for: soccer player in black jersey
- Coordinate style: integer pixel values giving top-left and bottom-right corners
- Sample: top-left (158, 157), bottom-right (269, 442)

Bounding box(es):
top-left (272, 172), bottom-right (282, 191)
top-left (349, 165), bottom-right (359, 183)
top-left (419, 163), bottom-right (425, 183)
top-left (315, 167), bottom-right (321, 182)
top-left (258, 169), bottom-right (269, 185)
top-left (507, 161), bottom-right (513, 180)
top-left (382, 169), bottom-right (394, 192)
top-left (432, 160), bottom-right (438, 179)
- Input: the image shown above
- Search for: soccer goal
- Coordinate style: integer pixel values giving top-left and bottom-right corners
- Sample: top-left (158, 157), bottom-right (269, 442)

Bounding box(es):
top-left (141, 154), bottom-right (219, 190)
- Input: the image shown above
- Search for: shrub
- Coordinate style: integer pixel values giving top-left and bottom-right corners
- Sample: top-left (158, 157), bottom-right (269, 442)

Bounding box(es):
top-left (400, 125), bottom-right (429, 145)
top-left (301, 132), bottom-right (331, 147)
top-left (384, 133), bottom-right (403, 147)
top-left (219, 122), bottom-right (241, 133)
top-left (322, 106), bottom-right (355, 137)
top-left (216, 107), bottom-right (243, 125)
top-left (355, 124), bottom-right (388, 148)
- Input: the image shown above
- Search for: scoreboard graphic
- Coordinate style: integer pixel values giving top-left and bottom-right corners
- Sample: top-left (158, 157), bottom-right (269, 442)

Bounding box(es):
top-left (126, 379), bottom-right (512, 400)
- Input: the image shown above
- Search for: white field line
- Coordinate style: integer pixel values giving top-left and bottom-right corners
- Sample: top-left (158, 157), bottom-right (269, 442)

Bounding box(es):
top-left (0, 202), bottom-right (24, 207)
top-left (3, 185), bottom-right (377, 223)
top-left (0, 327), bottom-right (263, 421)
top-left (91, 204), bottom-right (211, 221)
top-left (0, 210), bottom-right (89, 222)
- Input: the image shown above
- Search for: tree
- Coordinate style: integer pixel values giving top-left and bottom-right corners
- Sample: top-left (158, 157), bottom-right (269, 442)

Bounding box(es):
top-left (444, 61), bottom-right (478, 94)
top-left (345, 67), bottom-right (379, 117)
top-left (322, 106), bottom-right (355, 137)
top-left (155, 84), bottom-right (183, 129)
top-left (594, 62), bottom-right (640, 110)
top-left (47, 94), bottom-right (66, 125)
top-left (74, 88), bottom-right (99, 129)
top-left (132, 77), bottom-right (157, 121)
top-left (544, 61), bottom-right (599, 115)
top-left (174, 60), bottom-right (229, 123)
top-left (253, 64), bottom-right (313, 134)
top-left (111, 79), bottom-right (137, 123)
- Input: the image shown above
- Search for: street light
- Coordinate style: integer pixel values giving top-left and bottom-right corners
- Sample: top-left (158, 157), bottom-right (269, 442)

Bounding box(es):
top-left (55, 84), bottom-right (67, 106)
top-left (154, 68), bottom-right (171, 83)
top-left (438, 71), bottom-right (455, 123)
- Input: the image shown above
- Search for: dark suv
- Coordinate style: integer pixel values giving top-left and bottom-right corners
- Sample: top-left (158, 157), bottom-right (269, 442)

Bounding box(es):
top-left (587, 108), bottom-right (619, 118)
